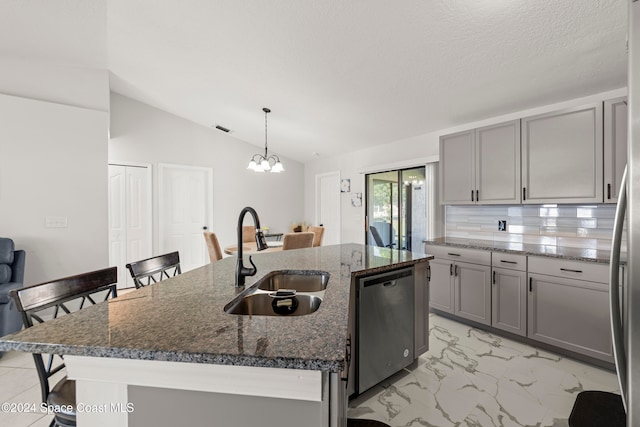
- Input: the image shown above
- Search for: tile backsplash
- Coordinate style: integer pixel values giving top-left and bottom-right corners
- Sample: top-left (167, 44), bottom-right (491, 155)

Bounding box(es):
top-left (445, 205), bottom-right (619, 251)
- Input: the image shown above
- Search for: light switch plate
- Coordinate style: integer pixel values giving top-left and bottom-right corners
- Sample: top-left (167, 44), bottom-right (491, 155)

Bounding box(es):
top-left (498, 220), bottom-right (507, 231)
top-left (45, 216), bottom-right (68, 228)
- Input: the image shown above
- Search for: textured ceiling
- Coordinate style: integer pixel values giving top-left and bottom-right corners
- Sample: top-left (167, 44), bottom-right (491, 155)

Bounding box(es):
top-left (2, 1), bottom-right (629, 163)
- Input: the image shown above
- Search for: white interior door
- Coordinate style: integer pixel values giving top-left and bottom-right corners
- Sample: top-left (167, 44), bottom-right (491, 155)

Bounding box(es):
top-left (109, 163), bottom-right (152, 289)
top-left (159, 164), bottom-right (213, 272)
top-left (316, 172), bottom-right (341, 245)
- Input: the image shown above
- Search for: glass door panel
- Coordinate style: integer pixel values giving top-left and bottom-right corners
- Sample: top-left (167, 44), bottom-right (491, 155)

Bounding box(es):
top-left (366, 167), bottom-right (426, 251)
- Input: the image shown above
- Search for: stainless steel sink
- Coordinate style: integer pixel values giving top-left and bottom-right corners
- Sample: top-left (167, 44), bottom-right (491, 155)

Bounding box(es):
top-left (256, 270), bottom-right (330, 292)
top-left (224, 293), bottom-right (323, 316)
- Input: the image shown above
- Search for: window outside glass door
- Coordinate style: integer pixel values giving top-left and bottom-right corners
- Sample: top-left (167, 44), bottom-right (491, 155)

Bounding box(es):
top-left (366, 167), bottom-right (426, 251)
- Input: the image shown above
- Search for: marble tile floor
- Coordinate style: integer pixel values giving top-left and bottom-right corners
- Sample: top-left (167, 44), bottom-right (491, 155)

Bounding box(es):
top-left (348, 314), bottom-right (620, 427)
top-left (0, 313), bottom-right (620, 427)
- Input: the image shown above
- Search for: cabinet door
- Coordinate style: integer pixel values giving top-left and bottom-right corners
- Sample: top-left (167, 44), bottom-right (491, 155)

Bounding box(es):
top-left (414, 262), bottom-right (429, 357)
top-left (440, 130), bottom-right (475, 204)
top-left (604, 97), bottom-right (628, 204)
top-left (528, 273), bottom-right (613, 362)
top-left (522, 103), bottom-right (603, 204)
top-left (492, 267), bottom-right (526, 336)
top-left (428, 258), bottom-right (454, 313)
top-left (454, 261), bottom-right (491, 325)
top-left (476, 120), bottom-right (521, 204)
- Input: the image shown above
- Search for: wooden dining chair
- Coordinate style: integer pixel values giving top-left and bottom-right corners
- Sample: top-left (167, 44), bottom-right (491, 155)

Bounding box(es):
top-left (307, 226), bottom-right (325, 247)
top-left (125, 251), bottom-right (181, 289)
top-left (10, 266), bottom-right (118, 427)
top-left (241, 225), bottom-right (256, 243)
top-left (203, 231), bottom-right (223, 262)
top-left (282, 232), bottom-right (315, 250)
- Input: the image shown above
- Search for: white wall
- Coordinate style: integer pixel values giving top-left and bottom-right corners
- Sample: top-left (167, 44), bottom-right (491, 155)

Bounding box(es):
top-left (0, 93), bottom-right (109, 286)
top-left (109, 93), bottom-right (305, 251)
top-left (304, 87), bottom-right (628, 245)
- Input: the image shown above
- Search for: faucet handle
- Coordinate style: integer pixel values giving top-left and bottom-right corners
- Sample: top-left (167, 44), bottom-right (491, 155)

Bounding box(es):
top-left (255, 230), bottom-right (268, 251)
top-left (246, 255), bottom-right (257, 276)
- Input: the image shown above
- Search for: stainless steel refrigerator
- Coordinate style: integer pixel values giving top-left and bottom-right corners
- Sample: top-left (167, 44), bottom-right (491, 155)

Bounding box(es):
top-left (609, 1), bottom-right (640, 426)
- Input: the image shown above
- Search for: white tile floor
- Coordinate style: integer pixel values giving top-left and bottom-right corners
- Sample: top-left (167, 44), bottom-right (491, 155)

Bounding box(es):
top-left (0, 313), bottom-right (619, 427)
top-left (348, 314), bottom-right (620, 427)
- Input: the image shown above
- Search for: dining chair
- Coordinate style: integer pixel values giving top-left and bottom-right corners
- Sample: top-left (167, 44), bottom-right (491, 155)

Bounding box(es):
top-left (307, 226), bottom-right (325, 247)
top-left (10, 266), bottom-right (118, 427)
top-left (282, 232), bottom-right (315, 250)
top-left (203, 231), bottom-right (223, 262)
top-left (125, 251), bottom-right (181, 289)
top-left (242, 225), bottom-right (256, 243)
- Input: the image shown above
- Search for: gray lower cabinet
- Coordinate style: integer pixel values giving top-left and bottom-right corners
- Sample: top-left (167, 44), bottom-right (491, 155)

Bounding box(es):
top-left (454, 261), bottom-right (491, 325)
top-left (527, 267), bottom-right (613, 363)
top-left (414, 261), bottom-right (429, 356)
top-left (492, 267), bottom-right (527, 336)
top-left (426, 246), bottom-right (491, 325)
top-left (428, 257), bottom-right (455, 313)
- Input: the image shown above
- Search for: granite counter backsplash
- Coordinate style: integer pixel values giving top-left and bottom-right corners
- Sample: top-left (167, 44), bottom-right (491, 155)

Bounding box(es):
top-left (424, 237), bottom-right (613, 263)
top-left (0, 244), bottom-right (431, 373)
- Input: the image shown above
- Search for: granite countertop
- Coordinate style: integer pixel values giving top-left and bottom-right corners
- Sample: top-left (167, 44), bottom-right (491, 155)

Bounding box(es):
top-left (0, 244), bottom-right (431, 373)
top-left (424, 237), bottom-right (612, 264)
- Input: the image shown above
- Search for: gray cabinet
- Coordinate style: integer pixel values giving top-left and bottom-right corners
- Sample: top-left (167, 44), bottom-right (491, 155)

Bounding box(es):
top-left (440, 130), bottom-right (475, 204)
top-left (491, 253), bottom-right (527, 337)
top-left (604, 97), bottom-right (628, 204)
top-left (426, 246), bottom-right (491, 325)
top-left (414, 262), bottom-right (429, 357)
top-left (521, 103), bottom-right (603, 204)
top-left (454, 261), bottom-right (491, 325)
top-left (527, 257), bottom-right (613, 362)
top-left (428, 257), bottom-right (454, 313)
top-left (439, 120), bottom-right (520, 205)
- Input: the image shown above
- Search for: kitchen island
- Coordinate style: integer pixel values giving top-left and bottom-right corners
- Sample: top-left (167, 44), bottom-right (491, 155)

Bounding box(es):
top-left (0, 243), bottom-right (431, 427)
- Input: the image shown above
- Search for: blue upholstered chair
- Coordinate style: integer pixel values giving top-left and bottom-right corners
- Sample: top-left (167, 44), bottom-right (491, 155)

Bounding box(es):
top-left (0, 238), bottom-right (26, 357)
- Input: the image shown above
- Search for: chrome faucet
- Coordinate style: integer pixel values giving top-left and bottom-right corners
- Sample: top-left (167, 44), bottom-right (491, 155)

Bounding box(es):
top-left (236, 206), bottom-right (268, 287)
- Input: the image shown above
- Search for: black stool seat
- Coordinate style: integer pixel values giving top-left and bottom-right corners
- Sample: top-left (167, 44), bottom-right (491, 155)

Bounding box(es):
top-left (48, 377), bottom-right (76, 424)
top-left (568, 390), bottom-right (626, 427)
top-left (347, 418), bottom-right (391, 427)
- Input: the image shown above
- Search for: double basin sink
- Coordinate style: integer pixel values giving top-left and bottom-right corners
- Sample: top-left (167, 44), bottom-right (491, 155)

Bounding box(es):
top-left (224, 270), bottom-right (330, 316)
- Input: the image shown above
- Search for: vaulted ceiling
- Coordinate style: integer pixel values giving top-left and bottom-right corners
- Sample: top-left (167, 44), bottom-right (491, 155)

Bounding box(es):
top-left (2, 0), bottom-right (628, 163)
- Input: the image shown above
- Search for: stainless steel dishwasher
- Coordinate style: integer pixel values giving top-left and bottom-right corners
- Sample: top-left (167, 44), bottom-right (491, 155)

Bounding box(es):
top-left (357, 267), bottom-right (414, 394)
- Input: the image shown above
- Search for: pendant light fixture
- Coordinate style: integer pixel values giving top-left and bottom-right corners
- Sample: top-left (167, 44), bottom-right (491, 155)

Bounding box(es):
top-left (247, 107), bottom-right (284, 173)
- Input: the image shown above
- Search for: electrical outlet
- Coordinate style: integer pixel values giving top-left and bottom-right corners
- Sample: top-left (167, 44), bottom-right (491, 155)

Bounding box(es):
top-left (498, 220), bottom-right (507, 231)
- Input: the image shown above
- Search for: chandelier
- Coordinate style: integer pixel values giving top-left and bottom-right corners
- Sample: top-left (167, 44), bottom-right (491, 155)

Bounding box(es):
top-left (247, 107), bottom-right (284, 173)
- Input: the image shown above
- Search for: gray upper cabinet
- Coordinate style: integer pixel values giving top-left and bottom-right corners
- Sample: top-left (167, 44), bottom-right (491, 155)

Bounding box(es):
top-left (521, 103), bottom-right (603, 204)
top-left (476, 120), bottom-right (521, 204)
top-left (440, 120), bottom-right (521, 205)
top-left (604, 97), bottom-right (628, 204)
top-left (440, 130), bottom-right (475, 204)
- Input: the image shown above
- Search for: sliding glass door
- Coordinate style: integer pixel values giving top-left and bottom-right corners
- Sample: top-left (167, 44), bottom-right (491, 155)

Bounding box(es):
top-left (365, 167), bottom-right (426, 251)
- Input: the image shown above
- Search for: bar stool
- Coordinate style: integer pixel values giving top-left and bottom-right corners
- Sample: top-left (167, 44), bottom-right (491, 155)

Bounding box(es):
top-left (125, 251), bottom-right (181, 289)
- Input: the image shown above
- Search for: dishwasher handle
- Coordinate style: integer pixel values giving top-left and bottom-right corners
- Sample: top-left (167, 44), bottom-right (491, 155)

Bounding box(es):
top-left (361, 268), bottom-right (413, 288)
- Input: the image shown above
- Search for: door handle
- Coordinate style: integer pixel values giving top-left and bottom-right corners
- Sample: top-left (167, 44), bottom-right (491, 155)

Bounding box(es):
top-left (202, 226), bottom-right (208, 230)
top-left (471, 190), bottom-right (474, 202)
top-left (450, 264), bottom-right (453, 276)
top-left (529, 277), bottom-right (532, 292)
top-left (500, 260), bottom-right (517, 264)
top-left (454, 265), bottom-right (458, 277)
top-left (560, 268), bottom-right (583, 274)
top-left (476, 190), bottom-right (479, 202)
top-left (493, 271), bottom-right (496, 284)
top-left (523, 187), bottom-right (527, 201)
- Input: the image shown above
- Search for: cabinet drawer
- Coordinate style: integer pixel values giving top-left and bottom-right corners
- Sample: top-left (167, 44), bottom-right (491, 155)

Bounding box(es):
top-left (491, 252), bottom-right (526, 271)
top-left (425, 245), bottom-right (490, 265)
top-left (528, 256), bottom-right (608, 283)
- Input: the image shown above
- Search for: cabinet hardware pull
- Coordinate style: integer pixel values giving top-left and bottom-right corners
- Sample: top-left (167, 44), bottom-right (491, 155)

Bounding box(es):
top-left (471, 190), bottom-right (474, 202)
top-left (447, 253), bottom-right (461, 257)
top-left (523, 187), bottom-right (527, 201)
top-left (427, 266), bottom-right (431, 282)
top-left (529, 277), bottom-right (532, 292)
top-left (560, 268), bottom-right (583, 273)
top-left (500, 260), bottom-right (517, 264)
top-left (608, 183), bottom-right (612, 200)
top-left (454, 265), bottom-right (458, 277)
top-left (450, 264), bottom-right (453, 276)
top-left (476, 189), bottom-right (479, 202)
top-left (493, 271), bottom-right (496, 284)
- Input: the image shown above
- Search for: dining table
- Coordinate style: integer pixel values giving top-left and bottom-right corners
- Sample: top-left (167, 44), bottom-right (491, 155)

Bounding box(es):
top-left (223, 240), bottom-right (284, 255)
